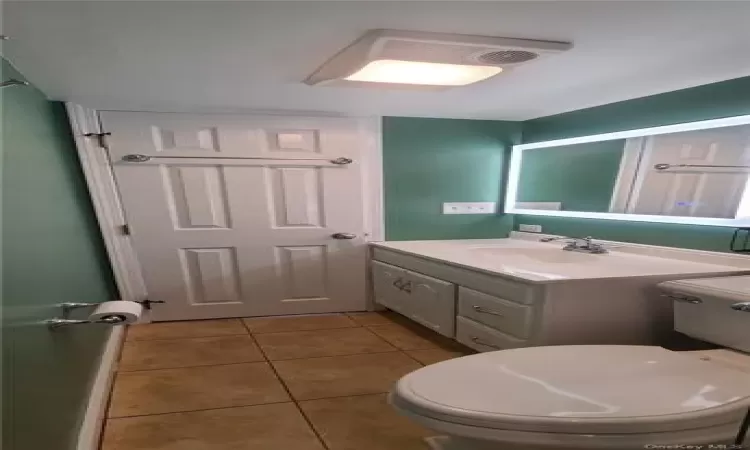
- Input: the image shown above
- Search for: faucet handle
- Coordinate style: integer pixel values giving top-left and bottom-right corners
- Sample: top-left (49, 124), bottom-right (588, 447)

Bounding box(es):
top-left (539, 236), bottom-right (572, 243)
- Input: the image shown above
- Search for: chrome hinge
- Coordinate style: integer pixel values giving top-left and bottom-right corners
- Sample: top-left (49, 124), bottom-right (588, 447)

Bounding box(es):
top-left (84, 132), bottom-right (112, 149)
top-left (121, 224), bottom-right (130, 236)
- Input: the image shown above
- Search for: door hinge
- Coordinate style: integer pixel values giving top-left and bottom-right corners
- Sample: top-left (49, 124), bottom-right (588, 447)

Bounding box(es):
top-left (120, 224), bottom-right (131, 235)
top-left (84, 132), bottom-right (112, 149)
top-left (135, 299), bottom-right (165, 310)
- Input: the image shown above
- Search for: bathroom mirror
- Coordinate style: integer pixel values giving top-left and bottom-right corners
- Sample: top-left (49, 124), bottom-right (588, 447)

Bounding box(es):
top-left (505, 115), bottom-right (750, 226)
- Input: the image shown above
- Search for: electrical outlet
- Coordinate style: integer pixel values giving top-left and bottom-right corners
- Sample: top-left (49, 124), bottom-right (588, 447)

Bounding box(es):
top-left (519, 224), bottom-right (543, 233)
top-left (442, 202), bottom-right (497, 215)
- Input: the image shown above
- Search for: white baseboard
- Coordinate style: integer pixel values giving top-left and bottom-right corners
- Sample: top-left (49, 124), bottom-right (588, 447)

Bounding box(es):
top-left (76, 325), bottom-right (126, 450)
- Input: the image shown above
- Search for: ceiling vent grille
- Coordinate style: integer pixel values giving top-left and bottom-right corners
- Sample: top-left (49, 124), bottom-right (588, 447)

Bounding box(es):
top-left (474, 50), bottom-right (539, 65)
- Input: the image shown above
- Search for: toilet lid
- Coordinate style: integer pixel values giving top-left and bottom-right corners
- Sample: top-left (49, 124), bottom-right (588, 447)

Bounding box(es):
top-left (392, 345), bottom-right (750, 434)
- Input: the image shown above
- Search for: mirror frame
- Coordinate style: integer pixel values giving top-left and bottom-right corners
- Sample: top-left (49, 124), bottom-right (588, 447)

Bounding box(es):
top-left (505, 114), bottom-right (750, 227)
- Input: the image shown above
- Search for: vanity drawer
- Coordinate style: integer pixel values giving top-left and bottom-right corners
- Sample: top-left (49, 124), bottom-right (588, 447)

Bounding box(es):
top-left (456, 316), bottom-right (526, 352)
top-left (458, 287), bottom-right (533, 339)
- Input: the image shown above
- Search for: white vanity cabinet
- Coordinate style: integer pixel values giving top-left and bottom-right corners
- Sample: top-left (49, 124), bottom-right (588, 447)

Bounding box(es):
top-left (371, 246), bottom-right (543, 350)
top-left (372, 260), bottom-right (456, 337)
top-left (370, 239), bottom-right (750, 353)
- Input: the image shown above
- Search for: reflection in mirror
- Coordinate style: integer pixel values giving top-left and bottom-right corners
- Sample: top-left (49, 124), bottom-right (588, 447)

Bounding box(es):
top-left (517, 139), bottom-right (625, 213)
top-left (510, 119), bottom-right (750, 225)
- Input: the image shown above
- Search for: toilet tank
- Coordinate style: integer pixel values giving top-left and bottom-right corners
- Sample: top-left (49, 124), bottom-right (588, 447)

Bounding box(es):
top-left (659, 276), bottom-right (750, 353)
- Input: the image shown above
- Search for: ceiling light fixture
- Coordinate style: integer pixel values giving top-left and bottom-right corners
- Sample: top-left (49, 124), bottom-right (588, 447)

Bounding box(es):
top-left (345, 60), bottom-right (503, 86)
top-left (305, 29), bottom-right (572, 90)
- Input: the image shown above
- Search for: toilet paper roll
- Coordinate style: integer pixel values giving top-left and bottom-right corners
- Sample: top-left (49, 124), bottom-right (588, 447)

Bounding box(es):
top-left (88, 301), bottom-right (143, 324)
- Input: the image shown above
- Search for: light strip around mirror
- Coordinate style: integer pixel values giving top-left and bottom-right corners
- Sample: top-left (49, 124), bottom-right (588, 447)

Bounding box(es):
top-left (505, 114), bottom-right (750, 227)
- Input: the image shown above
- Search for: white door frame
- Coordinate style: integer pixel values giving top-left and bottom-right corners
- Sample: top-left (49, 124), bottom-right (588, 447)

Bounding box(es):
top-left (66, 103), bottom-right (384, 311)
top-left (66, 103), bottom-right (148, 304)
top-left (609, 137), bottom-right (646, 213)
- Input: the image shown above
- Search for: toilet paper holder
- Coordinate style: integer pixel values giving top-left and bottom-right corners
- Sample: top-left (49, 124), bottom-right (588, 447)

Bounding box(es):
top-left (45, 315), bottom-right (127, 329)
top-left (45, 302), bottom-right (130, 329)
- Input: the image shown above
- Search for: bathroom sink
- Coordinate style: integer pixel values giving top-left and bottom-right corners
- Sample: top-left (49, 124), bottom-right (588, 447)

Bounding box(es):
top-left (372, 238), bottom-right (750, 282)
top-left (469, 247), bottom-right (600, 264)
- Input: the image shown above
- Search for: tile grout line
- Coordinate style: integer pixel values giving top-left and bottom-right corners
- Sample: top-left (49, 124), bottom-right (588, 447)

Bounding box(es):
top-left (294, 401), bottom-right (330, 450)
top-left (242, 313), bottom-right (362, 334)
top-left (117, 360), bottom-right (269, 373)
top-left (361, 322), bottom-right (472, 353)
top-left (127, 314), bottom-right (392, 341)
top-left (246, 325), bottom-right (362, 336)
top-left (359, 323), bottom-right (408, 350)
top-left (268, 349), bottom-right (402, 363)
top-left (107, 390), bottom-right (411, 421)
top-left (295, 390), bottom-right (400, 404)
top-left (120, 349), bottom-right (410, 374)
top-left (400, 350), bottom-right (427, 367)
top-left (125, 332), bottom-right (251, 342)
top-left (249, 319), bottom-right (403, 360)
top-left (240, 319), bottom-right (271, 362)
top-left (243, 319), bottom-right (331, 450)
top-left (107, 399), bottom-right (297, 420)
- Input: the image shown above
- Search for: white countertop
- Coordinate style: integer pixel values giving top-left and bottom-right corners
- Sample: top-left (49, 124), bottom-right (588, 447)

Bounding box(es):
top-left (660, 275), bottom-right (750, 303)
top-left (371, 237), bottom-right (750, 283)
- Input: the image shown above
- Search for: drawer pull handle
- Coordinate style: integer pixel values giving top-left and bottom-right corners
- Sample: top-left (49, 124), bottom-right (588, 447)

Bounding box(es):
top-left (661, 294), bottom-right (702, 304)
top-left (473, 305), bottom-right (504, 317)
top-left (392, 278), bottom-right (412, 293)
top-left (470, 336), bottom-right (500, 349)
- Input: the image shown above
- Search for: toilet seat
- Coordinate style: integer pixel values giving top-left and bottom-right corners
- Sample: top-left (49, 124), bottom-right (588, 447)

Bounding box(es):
top-left (390, 402), bottom-right (745, 450)
top-left (391, 345), bottom-right (750, 436)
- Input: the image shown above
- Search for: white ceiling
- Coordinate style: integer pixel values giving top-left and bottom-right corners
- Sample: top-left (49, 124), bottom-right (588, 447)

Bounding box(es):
top-left (3, 1), bottom-right (750, 120)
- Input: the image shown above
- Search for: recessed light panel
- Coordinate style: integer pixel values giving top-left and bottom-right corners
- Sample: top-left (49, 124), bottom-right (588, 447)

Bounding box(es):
top-left (344, 60), bottom-right (503, 86)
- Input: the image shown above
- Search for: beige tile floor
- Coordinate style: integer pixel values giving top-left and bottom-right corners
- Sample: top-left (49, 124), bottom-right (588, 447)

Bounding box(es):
top-left (101, 311), bottom-right (474, 450)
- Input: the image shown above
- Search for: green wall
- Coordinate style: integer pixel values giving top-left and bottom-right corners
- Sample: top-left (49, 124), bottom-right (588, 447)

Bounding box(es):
top-left (2, 59), bottom-right (117, 450)
top-left (382, 117), bottom-right (521, 240)
top-left (516, 76), bottom-right (750, 252)
top-left (517, 139), bottom-right (625, 212)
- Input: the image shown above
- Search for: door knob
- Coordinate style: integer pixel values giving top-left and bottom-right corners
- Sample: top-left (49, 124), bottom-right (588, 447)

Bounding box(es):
top-left (331, 232), bottom-right (357, 240)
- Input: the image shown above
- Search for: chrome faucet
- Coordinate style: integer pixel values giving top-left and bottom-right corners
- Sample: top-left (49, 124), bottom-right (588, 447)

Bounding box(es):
top-left (539, 235), bottom-right (609, 254)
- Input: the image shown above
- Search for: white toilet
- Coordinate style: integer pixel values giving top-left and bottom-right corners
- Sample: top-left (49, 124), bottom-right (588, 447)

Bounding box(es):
top-left (390, 275), bottom-right (750, 450)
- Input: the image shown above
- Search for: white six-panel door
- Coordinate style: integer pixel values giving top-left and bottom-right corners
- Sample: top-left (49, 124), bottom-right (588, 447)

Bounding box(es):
top-left (100, 112), bottom-right (372, 321)
top-left (627, 125), bottom-right (750, 218)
